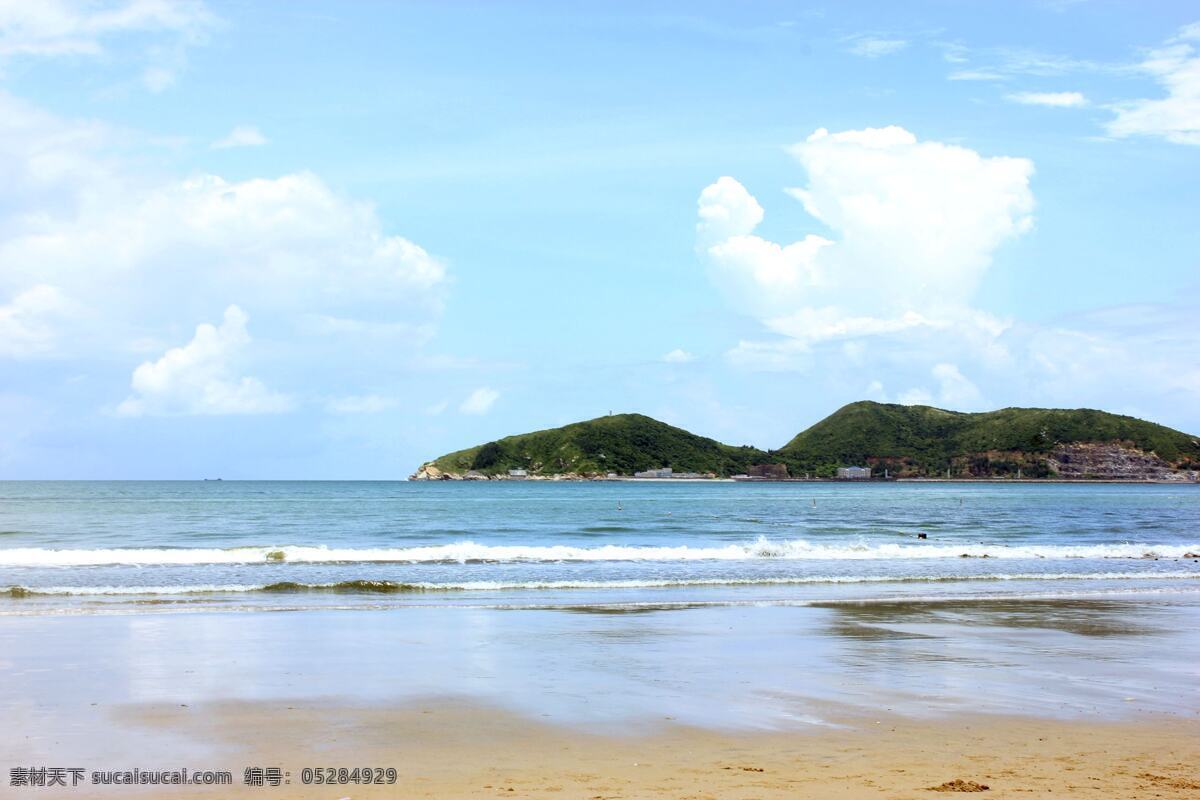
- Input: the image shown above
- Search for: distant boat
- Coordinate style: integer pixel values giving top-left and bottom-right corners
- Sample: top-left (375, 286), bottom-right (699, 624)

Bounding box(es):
top-left (203, 478), bottom-right (223, 481)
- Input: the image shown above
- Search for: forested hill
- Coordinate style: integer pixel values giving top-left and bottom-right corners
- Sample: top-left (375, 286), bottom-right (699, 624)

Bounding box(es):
top-left (417, 413), bottom-right (767, 479)
top-left (412, 402), bottom-right (1200, 480)
top-left (775, 402), bottom-right (1200, 478)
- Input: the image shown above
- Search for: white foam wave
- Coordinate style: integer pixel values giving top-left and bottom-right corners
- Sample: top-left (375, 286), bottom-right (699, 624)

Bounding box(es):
top-left (7, 571), bottom-right (1200, 596)
top-left (1, 538), bottom-right (1198, 566)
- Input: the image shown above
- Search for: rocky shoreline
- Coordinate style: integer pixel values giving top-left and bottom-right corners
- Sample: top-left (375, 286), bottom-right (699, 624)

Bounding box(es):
top-left (409, 463), bottom-right (599, 481)
top-left (409, 466), bottom-right (1199, 483)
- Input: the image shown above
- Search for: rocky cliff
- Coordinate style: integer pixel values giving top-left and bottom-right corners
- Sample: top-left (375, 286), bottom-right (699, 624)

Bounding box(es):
top-left (1048, 442), bottom-right (1199, 481)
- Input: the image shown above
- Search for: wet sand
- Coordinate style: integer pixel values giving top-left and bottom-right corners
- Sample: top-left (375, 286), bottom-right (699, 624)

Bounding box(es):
top-left (4, 599), bottom-right (1199, 797)
top-left (12, 700), bottom-right (1200, 799)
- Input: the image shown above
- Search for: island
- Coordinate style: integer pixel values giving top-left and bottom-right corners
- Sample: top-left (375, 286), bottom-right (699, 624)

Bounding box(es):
top-left (410, 401), bottom-right (1200, 482)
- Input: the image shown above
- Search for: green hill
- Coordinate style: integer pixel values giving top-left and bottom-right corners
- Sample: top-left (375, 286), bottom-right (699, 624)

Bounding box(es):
top-left (425, 413), bottom-right (768, 478)
top-left (776, 402), bottom-right (1200, 478)
top-left (413, 402), bottom-right (1200, 480)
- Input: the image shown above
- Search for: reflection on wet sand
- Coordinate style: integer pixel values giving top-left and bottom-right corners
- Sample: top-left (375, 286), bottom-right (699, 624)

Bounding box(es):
top-left (2, 598), bottom-right (1197, 732)
top-left (818, 598), bottom-right (1159, 639)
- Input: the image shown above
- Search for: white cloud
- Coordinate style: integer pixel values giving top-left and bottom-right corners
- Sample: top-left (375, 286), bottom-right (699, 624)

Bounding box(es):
top-left (0, 284), bottom-right (71, 358)
top-left (0, 94), bottom-right (448, 362)
top-left (940, 42), bottom-right (969, 64)
top-left (662, 348), bottom-right (695, 363)
top-left (0, 110), bottom-right (449, 411)
top-left (885, 364), bottom-right (984, 410)
top-left (211, 124), bottom-right (267, 149)
top-left (847, 36), bottom-right (908, 58)
top-left (699, 127), bottom-right (1034, 337)
top-left (1016, 303), bottom-right (1200, 403)
top-left (704, 229), bottom-right (832, 317)
top-left (762, 309), bottom-right (946, 346)
top-left (0, 0), bottom-right (215, 56)
top-left (1107, 23), bottom-right (1200, 145)
top-left (689, 127), bottom-right (1195, 418)
top-left (117, 305), bottom-right (291, 416)
top-left (1007, 90), bottom-right (1088, 107)
top-left (726, 337), bottom-right (812, 372)
top-left (459, 387), bottom-right (499, 415)
top-left (0, 0), bottom-right (217, 89)
top-left (931, 362), bottom-right (985, 409)
top-left (948, 69), bottom-right (1007, 82)
top-left (943, 43), bottom-right (1107, 84)
top-left (325, 394), bottom-right (396, 414)
top-left (5, 171), bottom-right (446, 316)
top-left (696, 176), bottom-right (763, 245)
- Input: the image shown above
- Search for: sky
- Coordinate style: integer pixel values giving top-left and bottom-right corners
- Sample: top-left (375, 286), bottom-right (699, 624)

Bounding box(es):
top-left (1, 0), bottom-right (1198, 479)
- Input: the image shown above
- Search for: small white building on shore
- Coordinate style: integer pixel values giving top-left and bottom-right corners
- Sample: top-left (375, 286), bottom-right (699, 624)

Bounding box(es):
top-left (836, 466), bottom-right (871, 480)
top-left (633, 467), bottom-right (674, 479)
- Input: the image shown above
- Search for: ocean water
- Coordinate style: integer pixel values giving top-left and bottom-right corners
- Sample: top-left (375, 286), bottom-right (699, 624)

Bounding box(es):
top-left (1, 480), bottom-right (1198, 614)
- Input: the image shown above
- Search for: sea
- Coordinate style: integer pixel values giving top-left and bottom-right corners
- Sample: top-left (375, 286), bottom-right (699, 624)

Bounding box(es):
top-left (2, 480), bottom-right (1198, 613)
top-left (4, 479), bottom-right (1200, 728)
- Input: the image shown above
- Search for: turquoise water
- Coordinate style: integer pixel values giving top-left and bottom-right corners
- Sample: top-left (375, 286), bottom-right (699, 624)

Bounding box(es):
top-left (1, 481), bottom-right (1198, 612)
top-left (4, 481), bottom-right (1200, 729)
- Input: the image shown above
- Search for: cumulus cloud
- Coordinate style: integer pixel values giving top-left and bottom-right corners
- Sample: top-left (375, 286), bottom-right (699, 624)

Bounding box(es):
top-left (696, 126), bottom-right (1063, 413)
top-left (0, 171), bottom-right (445, 320)
top-left (1007, 90), bottom-right (1088, 107)
top-left (0, 94), bottom-right (450, 420)
top-left (1106, 22), bottom-right (1200, 145)
top-left (211, 124), bottom-right (267, 149)
top-left (662, 348), bottom-right (696, 363)
top-left (699, 126), bottom-right (1034, 340)
top-left (0, 94), bottom-right (447, 360)
top-left (696, 176), bottom-right (763, 245)
top-left (704, 144), bottom-right (1199, 416)
top-left (459, 387), bottom-right (499, 415)
top-left (117, 305), bottom-right (291, 416)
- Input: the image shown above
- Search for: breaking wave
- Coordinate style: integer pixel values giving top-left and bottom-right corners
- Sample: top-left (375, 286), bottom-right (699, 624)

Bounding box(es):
top-left (1, 538), bottom-right (1199, 566)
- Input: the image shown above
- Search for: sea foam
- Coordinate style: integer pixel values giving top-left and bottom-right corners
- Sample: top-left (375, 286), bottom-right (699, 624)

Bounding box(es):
top-left (1, 537), bottom-right (1198, 566)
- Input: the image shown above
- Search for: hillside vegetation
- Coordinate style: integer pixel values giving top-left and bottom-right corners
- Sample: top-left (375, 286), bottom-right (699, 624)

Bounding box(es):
top-left (776, 402), bottom-right (1200, 477)
top-left (417, 402), bottom-right (1200, 479)
top-left (431, 413), bottom-right (767, 477)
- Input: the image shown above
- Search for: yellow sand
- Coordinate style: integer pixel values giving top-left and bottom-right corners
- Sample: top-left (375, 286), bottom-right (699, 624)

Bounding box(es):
top-left (60, 700), bottom-right (1197, 799)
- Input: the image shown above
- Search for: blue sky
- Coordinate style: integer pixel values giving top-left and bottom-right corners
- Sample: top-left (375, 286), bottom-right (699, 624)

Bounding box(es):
top-left (1, 1), bottom-right (1198, 478)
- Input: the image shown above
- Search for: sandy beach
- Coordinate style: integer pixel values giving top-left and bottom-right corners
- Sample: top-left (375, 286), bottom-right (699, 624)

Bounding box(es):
top-left (7, 699), bottom-right (1198, 799)
top-left (4, 483), bottom-right (1199, 798)
top-left (4, 596), bottom-right (1199, 799)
